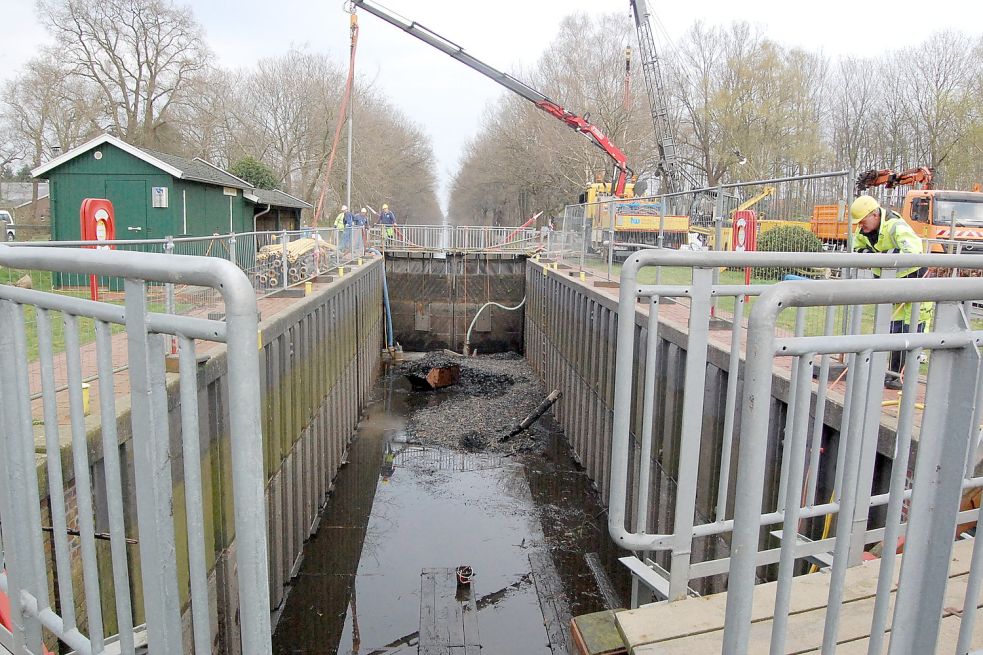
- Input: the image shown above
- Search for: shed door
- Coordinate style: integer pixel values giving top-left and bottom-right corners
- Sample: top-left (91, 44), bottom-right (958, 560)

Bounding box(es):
top-left (106, 179), bottom-right (149, 239)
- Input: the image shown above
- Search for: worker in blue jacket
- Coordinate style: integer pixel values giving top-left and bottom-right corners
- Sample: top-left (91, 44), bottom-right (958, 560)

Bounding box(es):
top-left (378, 203), bottom-right (397, 243)
top-left (850, 195), bottom-right (933, 389)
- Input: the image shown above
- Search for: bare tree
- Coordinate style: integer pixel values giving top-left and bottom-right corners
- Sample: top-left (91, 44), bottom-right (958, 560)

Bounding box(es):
top-left (449, 12), bottom-right (650, 225)
top-left (37, 0), bottom-right (208, 148)
top-left (1, 52), bottom-right (104, 218)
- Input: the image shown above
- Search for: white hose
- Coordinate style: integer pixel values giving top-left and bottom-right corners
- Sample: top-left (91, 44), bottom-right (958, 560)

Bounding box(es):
top-left (464, 296), bottom-right (526, 355)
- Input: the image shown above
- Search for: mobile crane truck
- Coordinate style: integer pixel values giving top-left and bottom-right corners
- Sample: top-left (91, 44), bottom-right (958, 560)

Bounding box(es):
top-left (352, 0), bottom-right (695, 248)
top-left (811, 167), bottom-right (983, 252)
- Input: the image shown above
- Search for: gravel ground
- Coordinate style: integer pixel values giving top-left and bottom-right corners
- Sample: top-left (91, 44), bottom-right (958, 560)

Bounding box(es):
top-left (397, 351), bottom-right (557, 454)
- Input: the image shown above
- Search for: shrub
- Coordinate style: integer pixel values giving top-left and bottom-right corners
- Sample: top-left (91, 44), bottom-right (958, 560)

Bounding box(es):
top-left (753, 224), bottom-right (824, 280)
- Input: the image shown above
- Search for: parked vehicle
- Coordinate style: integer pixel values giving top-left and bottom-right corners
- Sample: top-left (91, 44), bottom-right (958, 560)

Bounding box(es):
top-left (811, 168), bottom-right (983, 252)
top-left (0, 210), bottom-right (15, 241)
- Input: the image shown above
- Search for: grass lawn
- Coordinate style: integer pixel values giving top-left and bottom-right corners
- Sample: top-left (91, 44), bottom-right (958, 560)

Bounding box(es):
top-left (582, 257), bottom-right (902, 337)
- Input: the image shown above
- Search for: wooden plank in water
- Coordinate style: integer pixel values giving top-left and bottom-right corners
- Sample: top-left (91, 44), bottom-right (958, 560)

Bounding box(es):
top-left (530, 552), bottom-right (572, 653)
top-left (420, 569), bottom-right (440, 650)
top-left (420, 568), bottom-right (481, 653)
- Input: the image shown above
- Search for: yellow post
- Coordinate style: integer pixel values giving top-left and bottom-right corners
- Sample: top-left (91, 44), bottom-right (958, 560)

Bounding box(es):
top-left (82, 383), bottom-right (91, 416)
top-left (339, 267), bottom-right (345, 277)
top-left (305, 281), bottom-right (313, 296)
top-left (579, 271), bottom-right (586, 281)
top-left (358, 257), bottom-right (364, 266)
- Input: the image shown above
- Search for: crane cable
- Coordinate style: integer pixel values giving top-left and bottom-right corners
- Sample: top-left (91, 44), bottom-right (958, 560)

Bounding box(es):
top-left (313, 2), bottom-right (359, 226)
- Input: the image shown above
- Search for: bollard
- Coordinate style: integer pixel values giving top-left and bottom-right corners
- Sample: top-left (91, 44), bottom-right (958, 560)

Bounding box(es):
top-left (358, 257), bottom-right (364, 266)
top-left (305, 281), bottom-right (313, 296)
top-left (339, 267), bottom-right (345, 277)
top-left (579, 271), bottom-right (586, 281)
top-left (82, 383), bottom-right (91, 416)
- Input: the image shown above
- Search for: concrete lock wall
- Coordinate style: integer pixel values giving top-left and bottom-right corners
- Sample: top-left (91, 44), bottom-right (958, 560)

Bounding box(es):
top-left (385, 252), bottom-right (525, 353)
top-left (523, 261), bottom-right (860, 592)
top-left (38, 260), bottom-right (384, 653)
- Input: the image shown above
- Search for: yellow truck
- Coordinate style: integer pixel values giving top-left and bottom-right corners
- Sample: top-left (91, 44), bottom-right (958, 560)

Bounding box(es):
top-left (580, 181), bottom-right (690, 247)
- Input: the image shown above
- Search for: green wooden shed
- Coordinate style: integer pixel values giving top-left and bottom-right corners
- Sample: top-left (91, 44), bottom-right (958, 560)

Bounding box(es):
top-left (31, 134), bottom-right (256, 241)
top-left (252, 188), bottom-right (313, 232)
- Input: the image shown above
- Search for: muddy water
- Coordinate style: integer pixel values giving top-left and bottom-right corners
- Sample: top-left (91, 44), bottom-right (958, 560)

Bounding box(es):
top-left (272, 363), bottom-right (629, 654)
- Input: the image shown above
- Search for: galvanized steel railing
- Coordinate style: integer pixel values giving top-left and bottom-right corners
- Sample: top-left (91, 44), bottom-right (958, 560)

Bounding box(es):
top-left (366, 224), bottom-right (546, 254)
top-left (0, 245), bottom-right (270, 654)
top-left (611, 250), bottom-right (983, 653)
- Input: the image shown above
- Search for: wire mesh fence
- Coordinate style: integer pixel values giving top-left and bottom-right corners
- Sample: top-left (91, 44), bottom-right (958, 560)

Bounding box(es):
top-left (556, 169), bottom-right (983, 338)
top-left (0, 228), bottom-right (371, 399)
top-left (0, 223), bottom-right (550, 398)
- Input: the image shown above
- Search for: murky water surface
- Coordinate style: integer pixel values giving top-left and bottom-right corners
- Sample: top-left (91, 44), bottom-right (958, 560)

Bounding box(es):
top-left (272, 362), bottom-right (628, 654)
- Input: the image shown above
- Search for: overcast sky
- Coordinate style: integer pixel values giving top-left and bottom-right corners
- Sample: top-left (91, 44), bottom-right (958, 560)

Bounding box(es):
top-left (3, 0), bottom-right (981, 209)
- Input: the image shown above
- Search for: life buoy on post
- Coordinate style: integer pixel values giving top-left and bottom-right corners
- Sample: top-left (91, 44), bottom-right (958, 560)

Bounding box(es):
top-left (732, 210), bottom-right (758, 285)
top-left (80, 198), bottom-right (117, 300)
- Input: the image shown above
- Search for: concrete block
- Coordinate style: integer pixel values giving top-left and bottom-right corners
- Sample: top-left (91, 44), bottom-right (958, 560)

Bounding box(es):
top-left (164, 353), bottom-right (210, 373)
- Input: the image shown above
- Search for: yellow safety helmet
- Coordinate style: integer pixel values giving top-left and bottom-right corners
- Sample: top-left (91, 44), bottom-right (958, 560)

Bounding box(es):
top-left (850, 196), bottom-right (880, 224)
top-left (382, 203), bottom-right (389, 210)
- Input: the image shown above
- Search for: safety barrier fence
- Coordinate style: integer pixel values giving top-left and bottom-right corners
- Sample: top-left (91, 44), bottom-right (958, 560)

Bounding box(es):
top-left (562, 170), bottom-right (983, 340)
top-left (0, 225), bottom-right (550, 409)
top-left (0, 225), bottom-right (550, 309)
top-left (366, 224), bottom-right (544, 254)
top-left (611, 249), bottom-right (983, 654)
top-left (0, 245), bottom-right (270, 654)
top-left (564, 171), bottom-right (856, 275)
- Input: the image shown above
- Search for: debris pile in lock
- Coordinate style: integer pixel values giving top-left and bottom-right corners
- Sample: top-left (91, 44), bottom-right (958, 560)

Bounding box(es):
top-left (399, 352), bottom-right (555, 453)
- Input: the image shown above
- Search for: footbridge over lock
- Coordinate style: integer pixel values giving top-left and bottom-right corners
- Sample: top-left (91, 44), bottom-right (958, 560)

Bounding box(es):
top-left (3, 234), bottom-right (983, 654)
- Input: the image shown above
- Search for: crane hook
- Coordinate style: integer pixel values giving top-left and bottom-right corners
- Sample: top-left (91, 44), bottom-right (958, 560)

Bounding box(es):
top-left (343, 0), bottom-right (355, 15)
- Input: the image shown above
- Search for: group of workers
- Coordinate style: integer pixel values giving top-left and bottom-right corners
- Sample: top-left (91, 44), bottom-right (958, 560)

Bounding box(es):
top-left (333, 203), bottom-right (398, 251)
top-left (848, 194), bottom-right (931, 390)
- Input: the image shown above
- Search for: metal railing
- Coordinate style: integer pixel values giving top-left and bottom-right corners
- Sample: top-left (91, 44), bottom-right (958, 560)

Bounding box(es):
top-left (0, 245), bottom-right (270, 654)
top-left (610, 249), bottom-right (983, 653)
top-left (366, 224), bottom-right (544, 254)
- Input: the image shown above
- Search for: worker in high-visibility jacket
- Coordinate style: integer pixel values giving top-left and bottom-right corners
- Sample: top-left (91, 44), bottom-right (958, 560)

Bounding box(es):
top-left (850, 195), bottom-right (933, 389)
top-left (334, 205), bottom-right (353, 251)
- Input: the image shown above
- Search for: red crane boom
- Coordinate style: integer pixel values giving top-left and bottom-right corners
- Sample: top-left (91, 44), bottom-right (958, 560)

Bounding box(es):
top-left (352, 0), bottom-right (633, 197)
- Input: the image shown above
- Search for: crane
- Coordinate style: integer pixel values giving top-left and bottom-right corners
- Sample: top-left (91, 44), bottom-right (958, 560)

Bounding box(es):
top-left (629, 0), bottom-right (692, 195)
top-left (351, 0), bottom-right (634, 197)
top-left (731, 186), bottom-right (774, 216)
top-left (856, 167), bottom-right (934, 195)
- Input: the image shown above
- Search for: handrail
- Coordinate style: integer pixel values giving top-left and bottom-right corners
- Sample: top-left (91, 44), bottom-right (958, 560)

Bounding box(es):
top-left (611, 252), bottom-right (983, 551)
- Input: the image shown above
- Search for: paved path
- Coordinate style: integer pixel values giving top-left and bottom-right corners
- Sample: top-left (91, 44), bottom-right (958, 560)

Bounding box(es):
top-left (23, 259), bottom-right (376, 445)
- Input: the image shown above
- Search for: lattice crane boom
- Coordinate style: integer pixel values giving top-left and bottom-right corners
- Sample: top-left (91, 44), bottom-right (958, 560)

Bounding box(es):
top-left (630, 0), bottom-right (692, 194)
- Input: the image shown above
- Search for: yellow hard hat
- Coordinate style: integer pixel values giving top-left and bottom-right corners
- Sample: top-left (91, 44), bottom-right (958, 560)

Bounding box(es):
top-left (850, 196), bottom-right (880, 224)
top-left (382, 203), bottom-right (389, 210)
